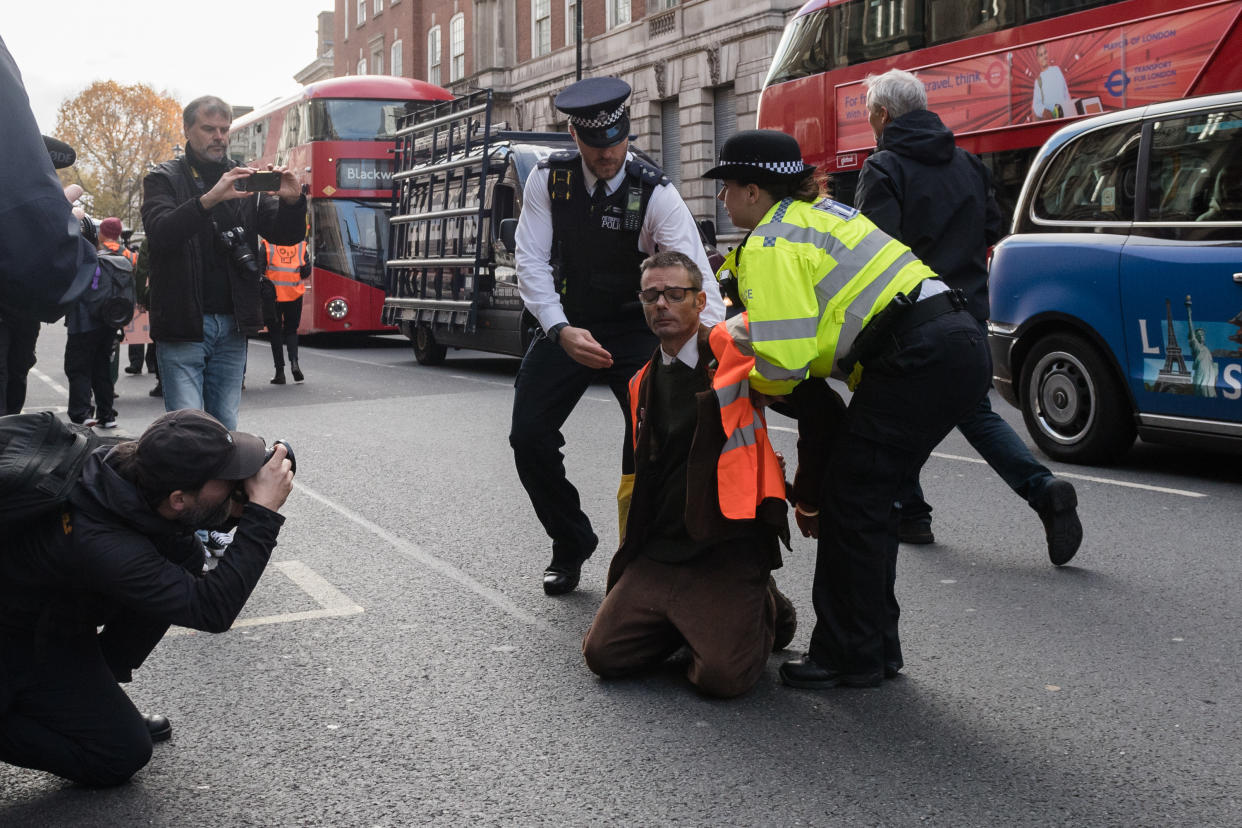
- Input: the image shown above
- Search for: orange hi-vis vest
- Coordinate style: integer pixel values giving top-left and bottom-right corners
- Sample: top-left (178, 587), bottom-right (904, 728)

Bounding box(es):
top-left (101, 239), bottom-right (136, 265)
top-left (261, 240), bottom-right (308, 301)
top-left (628, 318), bottom-right (786, 521)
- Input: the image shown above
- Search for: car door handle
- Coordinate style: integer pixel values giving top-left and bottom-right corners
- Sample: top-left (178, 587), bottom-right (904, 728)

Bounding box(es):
top-left (1236, 272), bottom-right (1242, 283)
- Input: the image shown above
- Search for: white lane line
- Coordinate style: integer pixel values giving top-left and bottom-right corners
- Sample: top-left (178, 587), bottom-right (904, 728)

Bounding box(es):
top-left (449, 374), bottom-right (512, 389)
top-left (166, 560), bottom-right (363, 636)
top-left (30, 367), bottom-right (68, 395)
top-left (767, 425), bottom-right (1206, 499)
top-left (293, 480), bottom-right (554, 633)
top-left (302, 350), bottom-right (404, 369)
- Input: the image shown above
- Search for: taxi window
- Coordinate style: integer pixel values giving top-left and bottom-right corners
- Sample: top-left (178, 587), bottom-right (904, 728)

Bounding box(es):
top-left (1146, 109), bottom-right (1242, 224)
top-left (1034, 121), bottom-right (1141, 224)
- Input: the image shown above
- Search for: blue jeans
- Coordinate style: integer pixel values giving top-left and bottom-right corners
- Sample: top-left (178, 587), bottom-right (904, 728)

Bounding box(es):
top-left (156, 314), bottom-right (247, 430)
top-left (897, 319), bottom-right (1052, 524)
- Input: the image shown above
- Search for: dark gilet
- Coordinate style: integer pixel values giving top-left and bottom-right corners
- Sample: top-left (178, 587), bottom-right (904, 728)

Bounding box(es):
top-left (541, 150), bottom-right (666, 327)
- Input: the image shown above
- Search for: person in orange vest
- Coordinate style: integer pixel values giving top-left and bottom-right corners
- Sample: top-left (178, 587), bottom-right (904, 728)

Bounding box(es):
top-left (259, 236), bottom-right (310, 384)
top-left (581, 250), bottom-right (835, 698)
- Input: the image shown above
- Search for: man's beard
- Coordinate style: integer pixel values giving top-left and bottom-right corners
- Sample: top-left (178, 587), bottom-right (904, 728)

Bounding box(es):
top-left (178, 493), bottom-right (235, 530)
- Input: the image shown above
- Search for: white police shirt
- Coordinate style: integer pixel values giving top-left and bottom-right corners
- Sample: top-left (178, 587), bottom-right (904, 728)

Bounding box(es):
top-left (515, 153), bottom-right (726, 332)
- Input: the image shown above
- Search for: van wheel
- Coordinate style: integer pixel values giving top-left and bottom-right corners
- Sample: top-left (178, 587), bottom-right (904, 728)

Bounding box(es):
top-left (1020, 332), bottom-right (1135, 464)
top-left (412, 323), bottom-right (447, 365)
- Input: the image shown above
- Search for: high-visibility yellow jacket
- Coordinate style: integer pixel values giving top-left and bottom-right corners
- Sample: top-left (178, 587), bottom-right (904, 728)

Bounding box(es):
top-left (261, 240), bottom-right (308, 302)
top-left (719, 197), bottom-right (936, 395)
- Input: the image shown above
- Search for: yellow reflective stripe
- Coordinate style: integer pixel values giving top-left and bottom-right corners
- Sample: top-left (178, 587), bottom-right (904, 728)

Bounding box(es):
top-left (748, 316), bottom-right (820, 342)
top-left (833, 250), bottom-right (919, 364)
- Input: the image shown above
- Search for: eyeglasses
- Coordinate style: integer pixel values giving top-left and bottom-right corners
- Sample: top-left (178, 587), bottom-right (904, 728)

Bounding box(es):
top-left (637, 285), bottom-right (697, 304)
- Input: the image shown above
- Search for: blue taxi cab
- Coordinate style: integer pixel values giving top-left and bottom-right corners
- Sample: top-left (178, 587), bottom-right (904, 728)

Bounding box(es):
top-left (988, 91), bottom-right (1242, 463)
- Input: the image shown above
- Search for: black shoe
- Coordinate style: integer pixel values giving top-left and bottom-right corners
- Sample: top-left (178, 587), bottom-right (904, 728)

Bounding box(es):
top-left (124, 364), bottom-right (142, 375)
top-left (779, 654), bottom-right (882, 689)
top-left (1036, 478), bottom-right (1082, 566)
top-left (542, 563), bottom-right (581, 596)
top-left (149, 383), bottom-right (163, 397)
top-left (143, 713), bottom-right (172, 743)
top-left (769, 577), bottom-right (797, 652)
top-left (270, 370), bottom-right (286, 385)
top-left (899, 519), bottom-right (935, 545)
top-left (290, 362), bottom-right (304, 383)
top-left (884, 661), bottom-right (902, 679)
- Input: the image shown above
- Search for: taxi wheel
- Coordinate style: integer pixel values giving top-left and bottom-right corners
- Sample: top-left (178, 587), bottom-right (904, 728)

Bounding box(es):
top-left (1020, 332), bottom-right (1135, 464)
top-left (412, 323), bottom-right (447, 366)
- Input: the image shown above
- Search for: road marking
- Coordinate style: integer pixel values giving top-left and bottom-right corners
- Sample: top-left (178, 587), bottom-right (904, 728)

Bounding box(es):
top-left (767, 426), bottom-right (1207, 498)
top-left (294, 480), bottom-right (554, 633)
top-left (449, 374), bottom-right (512, 388)
top-left (30, 367), bottom-right (67, 395)
top-left (166, 560), bottom-right (363, 636)
top-left (303, 350), bottom-right (404, 369)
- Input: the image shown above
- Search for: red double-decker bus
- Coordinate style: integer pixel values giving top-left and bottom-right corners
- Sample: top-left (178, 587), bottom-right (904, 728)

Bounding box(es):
top-left (228, 75), bottom-right (452, 334)
top-left (758, 0), bottom-right (1242, 212)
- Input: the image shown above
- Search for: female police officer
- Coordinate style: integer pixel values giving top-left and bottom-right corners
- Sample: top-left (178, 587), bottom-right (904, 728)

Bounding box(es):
top-left (704, 130), bottom-right (990, 689)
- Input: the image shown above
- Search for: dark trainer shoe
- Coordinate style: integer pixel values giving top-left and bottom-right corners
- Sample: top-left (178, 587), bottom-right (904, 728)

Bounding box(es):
top-left (899, 519), bottom-right (935, 545)
top-left (270, 370), bottom-right (287, 385)
top-left (143, 713), bottom-right (172, 743)
top-left (769, 577), bottom-right (797, 652)
top-left (779, 654), bottom-right (882, 689)
top-left (1036, 478), bottom-right (1082, 566)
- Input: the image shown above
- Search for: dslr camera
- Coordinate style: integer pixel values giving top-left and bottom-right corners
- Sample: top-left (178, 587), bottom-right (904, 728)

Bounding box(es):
top-left (217, 224), bottom-right (278, 325)
top-left (231, 440), bottom-right (296, 504)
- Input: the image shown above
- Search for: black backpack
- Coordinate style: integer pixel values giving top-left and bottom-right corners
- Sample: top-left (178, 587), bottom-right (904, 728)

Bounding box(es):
top-left (80, 253), bottom-right (136, 328)
top-left (0, 412), bottom-right (118, 527)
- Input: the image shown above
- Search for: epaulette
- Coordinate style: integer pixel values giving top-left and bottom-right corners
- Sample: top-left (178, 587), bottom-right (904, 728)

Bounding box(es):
top-left (626, 157), bottom-right (670, 187)
top-left (538, 149), bottom-right (581, 169)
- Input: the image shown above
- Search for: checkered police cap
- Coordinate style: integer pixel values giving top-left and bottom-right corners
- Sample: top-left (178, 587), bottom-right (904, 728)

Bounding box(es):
top-left (703, 130), bottom-right (816, 182)
top-left (555, 77), bottom-right (632, 148)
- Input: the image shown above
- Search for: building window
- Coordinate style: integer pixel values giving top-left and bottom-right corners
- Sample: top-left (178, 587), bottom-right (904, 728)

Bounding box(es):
top-left (357, 0), bottom-right (366, 26)
top-left (427, 27), bottom-right (442, 86)
top-left (534, 0), bottom-right (552, 56)
top-left (652, 0), bottom-right (678, 8)
top-left (607, 0), bottom-right (630, 28)
top-left (391, 40), bottom-right (403, 76)
top-left (450, 14), bottom-right (465, 80)
top-left (374, 0), bottom-right (383, 14)
top-left (357, 58), bottom-right (367, 74)
top-left (343, 1), bottom-right (349, 36)
top-left (660, 98), bottom-right (681, 187)
top-left (370, 41), bottom-right (384, 75)
top-left (713, 85), bottom-right (737, 233)
top-left (565, 0), bottom-right (580, 46)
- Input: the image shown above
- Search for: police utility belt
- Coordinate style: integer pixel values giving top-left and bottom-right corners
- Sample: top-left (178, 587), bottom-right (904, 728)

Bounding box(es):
top-left (836, 284), bottom-right (968, 375)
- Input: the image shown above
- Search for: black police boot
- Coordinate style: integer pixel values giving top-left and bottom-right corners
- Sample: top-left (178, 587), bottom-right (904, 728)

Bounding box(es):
top-left (290, 361), bottom-right (304, 383)
top-left (271, 368), bottom-right (286, 385)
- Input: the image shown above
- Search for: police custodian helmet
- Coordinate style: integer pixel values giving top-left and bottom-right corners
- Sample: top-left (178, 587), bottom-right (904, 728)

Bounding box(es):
top-left (555, 77), bottom-right (631, 148)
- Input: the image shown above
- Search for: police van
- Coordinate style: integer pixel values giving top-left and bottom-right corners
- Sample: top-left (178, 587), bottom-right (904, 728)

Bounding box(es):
top-left (381, 90), bottom-right (722, 364)
top-left (988, 90), bottom-right (1242, 463)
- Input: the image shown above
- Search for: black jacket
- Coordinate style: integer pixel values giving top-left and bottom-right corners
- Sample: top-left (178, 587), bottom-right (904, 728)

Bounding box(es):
top-left (140, 155), bottom-right (306, 341)
top-left (0, 447), bottom-right (284, 680)
top-left (854, 109), bottom-right (1004, 321)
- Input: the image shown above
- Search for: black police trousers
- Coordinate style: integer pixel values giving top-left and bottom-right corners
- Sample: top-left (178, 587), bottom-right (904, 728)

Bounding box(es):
top-left (509, 321), bottom-right (656, 569)
top-left (808, 306), bottom-right (991, 680)
top-left (0, 631), bottom-right (153, 787)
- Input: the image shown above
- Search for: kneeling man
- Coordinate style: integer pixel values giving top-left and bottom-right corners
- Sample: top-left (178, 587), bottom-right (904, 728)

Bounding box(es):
top-left (582, 251), bottom-right (823, 697)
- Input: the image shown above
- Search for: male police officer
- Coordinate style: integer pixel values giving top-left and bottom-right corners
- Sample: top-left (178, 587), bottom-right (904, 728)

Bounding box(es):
top-left (511, 77), bottom-right (725, 596)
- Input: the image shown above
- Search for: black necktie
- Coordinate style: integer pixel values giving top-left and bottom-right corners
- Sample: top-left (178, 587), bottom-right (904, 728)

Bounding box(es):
top-left (592, 179), bottom-right (607, 203)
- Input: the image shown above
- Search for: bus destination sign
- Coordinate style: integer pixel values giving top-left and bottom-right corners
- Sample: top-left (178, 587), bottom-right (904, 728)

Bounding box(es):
top-left (337, 158), bottom-right (395, 190)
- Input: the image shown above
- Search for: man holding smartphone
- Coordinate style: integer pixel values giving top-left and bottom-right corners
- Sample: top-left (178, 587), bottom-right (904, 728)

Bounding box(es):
top-left (140, 95), bottom-right (306, 431)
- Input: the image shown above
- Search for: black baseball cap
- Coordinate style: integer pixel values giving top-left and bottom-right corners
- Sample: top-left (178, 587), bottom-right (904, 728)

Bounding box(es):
top-left (137, 409), bottom-right (267, 491)
top-left (555, 77), bottom-right (631, 149)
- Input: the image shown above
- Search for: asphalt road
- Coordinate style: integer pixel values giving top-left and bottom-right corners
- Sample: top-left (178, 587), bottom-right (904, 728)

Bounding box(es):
top-left (2, 326), bottom-right (1239, 827)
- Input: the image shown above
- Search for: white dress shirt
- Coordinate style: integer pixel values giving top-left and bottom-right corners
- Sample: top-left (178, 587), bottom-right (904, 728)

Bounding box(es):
top-left (514, 153), bottom-right (726, 332)
top-left (659, 333), bottom-right (701, 368)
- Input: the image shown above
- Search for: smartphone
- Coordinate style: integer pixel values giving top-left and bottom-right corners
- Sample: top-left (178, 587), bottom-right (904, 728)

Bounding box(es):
top-left (234, 170), bottom-right (282, 192)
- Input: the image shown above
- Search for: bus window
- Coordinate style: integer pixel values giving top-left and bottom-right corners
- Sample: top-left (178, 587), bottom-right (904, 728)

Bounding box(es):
top-left (309, 99), bottom-right (410, 141)
top-left (861, 0), bottom-right (924, 60)
top-left (764, 8), bottom-right (830, 85)
top-left (1024, 0), bottom-right (1114, 24)
top-left (1033, 121), bottom-right (1140, 224)
top-left (927, 0), bottom-right (1015, 45)
top-left (312, 200), bottom-right (391, 288)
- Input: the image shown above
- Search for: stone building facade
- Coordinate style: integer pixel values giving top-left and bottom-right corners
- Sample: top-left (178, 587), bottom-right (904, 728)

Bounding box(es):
top-left (327, 0), bottom-right (801, 233)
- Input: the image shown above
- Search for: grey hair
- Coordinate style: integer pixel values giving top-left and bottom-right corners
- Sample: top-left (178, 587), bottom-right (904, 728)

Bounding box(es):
top-left (864, 69), bottom-right (926, 120)
top-left (640, 250), bottom-right (703, 290)
top-left (183, 95), bottom-right (232, 131)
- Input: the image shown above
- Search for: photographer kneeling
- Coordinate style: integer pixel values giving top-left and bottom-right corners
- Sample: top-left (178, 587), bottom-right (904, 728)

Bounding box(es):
top-left (0, 409), bottom-right (293, 787)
